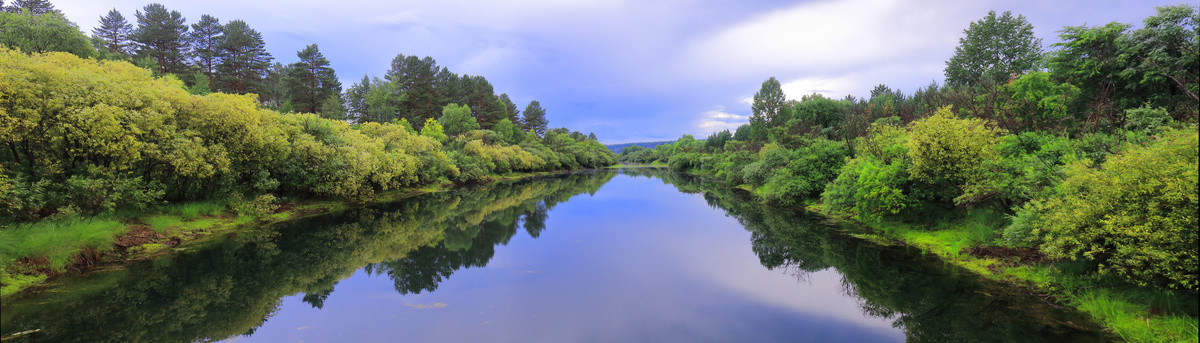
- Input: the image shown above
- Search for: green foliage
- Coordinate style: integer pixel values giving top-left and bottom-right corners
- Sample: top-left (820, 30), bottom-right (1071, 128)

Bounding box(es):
top-left (438, 103), bottom-right (479, 136)
top-left (945, 10), bottom-right (1043, 87)
top-left (752, 77), bottom-right (787, 128)
top-left (905, 107), bottom-right (1003, 202)
top-left (0, 10), bottom-right (94, 57)
top-left (1123, 105), bottom-right (1173, 134)
top-left (1002, 72), bottom-right (1080, 130)
top-left (232, 193), bottom-right (278, 217)
top-left (284, 44), bottom-right (341, 114)
top-left (420, 118), bottom-right (447, 142)
top-left (0, 216), bottom-right (125, 272)
top-left (131, 3), bottom-right (189, 75)
top-left (521, 100), bottom-right (548, 136)
top-left (1035, 129), bottom-right (1198, 291)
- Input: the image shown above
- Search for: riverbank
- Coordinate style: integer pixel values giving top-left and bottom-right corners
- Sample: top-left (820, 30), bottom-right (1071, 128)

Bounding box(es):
top-left (0, 169), bottom-right (579, 298)
top-left (665, 166), bottom-right (1197, 343)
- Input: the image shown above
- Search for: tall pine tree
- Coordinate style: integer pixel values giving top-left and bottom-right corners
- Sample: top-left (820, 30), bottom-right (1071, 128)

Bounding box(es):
top-left (214, 19), bottom-right (271, 95)
top-left (6, 0), bottom-right (58, 15)
top-left (93, 9), bottom-right (132, 58)
top-left (132, 3), bottom-right (189, 75)
top-left (189, 14), bottom-right (223, 79)
top-left (499, 93), bottom-right (520, 124)
top-left (521, 100), bottom-right (548, 136)
top-left (385, 54), bottom-right (444, 125)
top-left (284, 44), bottom-right (342, 114)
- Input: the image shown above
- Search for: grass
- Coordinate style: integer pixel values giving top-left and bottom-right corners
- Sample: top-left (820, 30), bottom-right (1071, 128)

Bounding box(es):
top-left (142, 215), bottom-right (185, 233)
top-left (0, 216), bottom-right (126, 271)
top-left (809, 204), bottom-right (1199, 343)
top-left (156, 200), bottom-right (228, 220)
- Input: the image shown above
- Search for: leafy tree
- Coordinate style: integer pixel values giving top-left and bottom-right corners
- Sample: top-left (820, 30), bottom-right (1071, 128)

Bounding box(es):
top-left (906, 106), bottom-right (1003, 203)
top-left (318, 94), bottom-right (346, 120)
top-left (0, 10), bottom-right (93, 57)
top-left (93, 9), bottom-right (133, 58)
top-left (752, 76), bottom-right (787, 127)
top-left (1048, 22), bottom-right (1129, 125)
top-left (420, 118), bottom-right (446, 142)
top-left (214, 19), bottom-right (271, 95)
top-left (1001, 71), bottom-right (1079, 131)
top-left (521, 100), bottom-right (548, 136)
top-left (284, 44), bottom-right (341, 114)
top-left (438, 103), bottom-right (479, 136)
top-left (1122, 4), bottom-right (1199, 104)
top-left (132, 3), bottom-right (190, 75)
top-left (189, 14), bottom-right (222, 79)
top-left (492, 118), bottom-right (524, 145)
top-left (945, 11), bottom-right (1043, 87)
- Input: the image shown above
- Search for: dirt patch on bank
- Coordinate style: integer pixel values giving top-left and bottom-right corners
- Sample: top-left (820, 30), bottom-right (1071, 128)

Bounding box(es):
top-left (113, 225), bottom-right (169, 251)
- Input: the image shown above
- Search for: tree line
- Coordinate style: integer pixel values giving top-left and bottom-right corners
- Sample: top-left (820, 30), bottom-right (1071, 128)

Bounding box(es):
top-left (0, 0), bottom-right (556, 136)
top-left (623, 6), bottom-right (1198, 293)
top-left (0, 0), bottom-right (616, 223)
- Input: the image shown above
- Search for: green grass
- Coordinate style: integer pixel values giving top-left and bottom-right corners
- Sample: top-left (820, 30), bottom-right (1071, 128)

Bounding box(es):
top-left (156, 200), bottom-right (228, 220)
top-left (142, 215), bottom-right (185, 233)
top-left (0, 216), bottom-right (126, 271)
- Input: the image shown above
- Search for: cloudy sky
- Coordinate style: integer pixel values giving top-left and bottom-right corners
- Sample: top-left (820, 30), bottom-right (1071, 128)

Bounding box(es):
top-left (55, 0), bottom-right (1180, 143)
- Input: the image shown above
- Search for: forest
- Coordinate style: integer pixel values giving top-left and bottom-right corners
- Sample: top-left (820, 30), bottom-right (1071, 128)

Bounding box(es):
top-left (623, 7), bottom-right (1198, 295)
top-left (0, 0), bottom-right (615, 294)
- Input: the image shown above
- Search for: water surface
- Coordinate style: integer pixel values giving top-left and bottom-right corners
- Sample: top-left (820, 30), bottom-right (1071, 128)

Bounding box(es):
top-left (0, 169), bottom-right (1110, 342)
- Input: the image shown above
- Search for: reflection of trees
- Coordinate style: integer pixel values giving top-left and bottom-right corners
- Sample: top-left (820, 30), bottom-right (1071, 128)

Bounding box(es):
top-left (636, 168), bottom-right (1113, 343)
top-left (0, 171), bottom-right (616, 343)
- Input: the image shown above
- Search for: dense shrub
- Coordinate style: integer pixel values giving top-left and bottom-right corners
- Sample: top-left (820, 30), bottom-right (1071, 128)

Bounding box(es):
top-left (1034, 129), bottom-right (1198, 290)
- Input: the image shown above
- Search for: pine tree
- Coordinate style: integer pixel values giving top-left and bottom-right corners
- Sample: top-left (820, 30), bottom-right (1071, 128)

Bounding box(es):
top-left (214, 19), bottom-right (271, 95)
top-left (132, 3), bottom-right (190, 75)
top-left (385, 54), bottom-right (444, 125)
top-left (499, 93), bottom-right (520, 124)
top-left (93, 9), bottom-right (133, 57)
top-left (284, 44), bottom-right (342, 114)
top-left (521, 100), bottom-right (548, 136)
top-left (460, 75), bottom-right (504, 128)
top-left (6, 0), bottom-right (58, 15)
top-left (189, 14), bottom-right (223, 79)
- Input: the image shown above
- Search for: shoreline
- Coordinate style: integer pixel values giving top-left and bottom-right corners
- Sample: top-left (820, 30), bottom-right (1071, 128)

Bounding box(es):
top-left (0, 169), bottom-right (590, 299)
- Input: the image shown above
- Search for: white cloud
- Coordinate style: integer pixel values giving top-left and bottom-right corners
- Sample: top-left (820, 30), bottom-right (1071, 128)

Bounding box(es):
top-left (679, 0), bottom-right (979, 81)
top-left (779, 75), bottom-right (859, 99)
top-left (696, 106), bottom-right (748, 135)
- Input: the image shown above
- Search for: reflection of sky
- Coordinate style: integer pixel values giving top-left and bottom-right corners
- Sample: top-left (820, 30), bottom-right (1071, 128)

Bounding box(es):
top-left (227, 174), bottom-right (904, 342)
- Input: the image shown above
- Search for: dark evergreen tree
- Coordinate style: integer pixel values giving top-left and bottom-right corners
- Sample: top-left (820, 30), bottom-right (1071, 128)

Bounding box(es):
top-left (498, 93), bottom-right (520, 124)
top-left (189, 14), bottom-right (223, 79)
top-left (214, 20), bottom-right (271, 95)
top-left (132, 3), bottom-right (190, 75)
top-left (284, 44), bottom-right (342, 114)
top-left (385, 54), bottom-right (444, 125)
top-left (93, 9), bottom-right (132, 57)
top-left (460, 75), bottom-right (504, 128)
top-left (521, 100), bottom-right (548, 136)
top-left (344, 75), bottom-right (372, 122)
top-left (6, 0), bottom-right (58, 15)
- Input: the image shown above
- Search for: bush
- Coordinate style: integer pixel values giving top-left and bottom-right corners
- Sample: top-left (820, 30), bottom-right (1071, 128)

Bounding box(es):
top-left (1035, 129), bottom-right (1198, 291)
top-left (906, 106), bottom-right (1003, 201)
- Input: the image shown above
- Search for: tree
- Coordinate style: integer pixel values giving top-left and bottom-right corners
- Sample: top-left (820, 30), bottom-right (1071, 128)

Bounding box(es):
top-left (1123, 4), bottom-right (1199, 103)
top-left (214, 19), bottom-right (271, 95)
top-left (0, 10), bottom-right (93, 57)
top-left (1048, 22), bottom-right (1130, 125)
top-left (93, 9), bottom-right (133, 58)
top-left (5, 0), bottom-right (57, 15)
top-left (386, 54), bottom-right (445, 125)
top-left (945, 11), bottom-right (1043, 87)
top-left (189, 14), bottom-right (222, 79)
top-left (521, 100), bottom-right (548, 136)
top-left (284, 44), bottom-right (342, 114)
top-left (752, 77), bottom-right (787, 127)
top-left (498, 93), bottom-right (520, 124)
top-left (132, 3), bottom-right (190, 75)
top-left (438, 104), bottom-right (478, 136)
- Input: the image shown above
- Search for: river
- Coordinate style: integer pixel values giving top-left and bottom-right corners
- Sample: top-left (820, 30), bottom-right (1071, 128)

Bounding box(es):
top-left (0, 169), bottom-right (1111, 342)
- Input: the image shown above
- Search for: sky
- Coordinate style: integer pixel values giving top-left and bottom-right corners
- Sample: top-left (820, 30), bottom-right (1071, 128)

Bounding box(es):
top-left (54, 0), bottom-right (1182, 144)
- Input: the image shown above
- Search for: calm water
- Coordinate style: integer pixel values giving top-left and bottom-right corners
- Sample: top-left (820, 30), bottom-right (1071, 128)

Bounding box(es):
top-left (1, 169), bottom-right (1110, 342)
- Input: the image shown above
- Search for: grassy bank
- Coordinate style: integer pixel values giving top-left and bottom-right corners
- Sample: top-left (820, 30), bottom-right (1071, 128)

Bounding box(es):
top-left (0, 170), bottom-right (570, 298)
top-left (804, 205), bottom-right (1198, 343)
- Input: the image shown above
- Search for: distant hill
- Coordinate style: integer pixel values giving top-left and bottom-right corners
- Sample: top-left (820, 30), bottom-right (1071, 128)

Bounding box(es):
top-left (605, 141), bottom-right (673, 153)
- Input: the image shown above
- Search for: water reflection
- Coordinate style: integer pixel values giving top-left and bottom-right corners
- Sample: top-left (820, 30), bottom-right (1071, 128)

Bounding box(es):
top-left (0, 171), bottom-right (616, 342)
top-left (622, 168), bottom-right (1110, 342)
top-left (0, 169), bottom-right (1111, 342)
